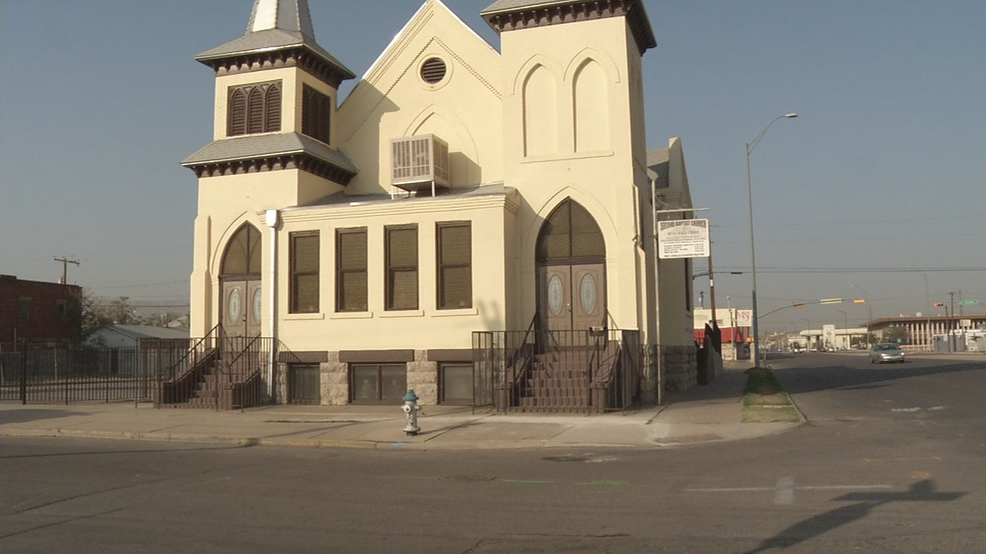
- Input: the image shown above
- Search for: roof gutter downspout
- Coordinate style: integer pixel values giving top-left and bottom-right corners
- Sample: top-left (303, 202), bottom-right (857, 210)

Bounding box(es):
top-left (266, 209), bottom-right (279, 400)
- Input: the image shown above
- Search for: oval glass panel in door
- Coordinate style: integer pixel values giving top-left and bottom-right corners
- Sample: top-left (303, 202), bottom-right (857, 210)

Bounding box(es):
top-left (548, 275), bottom-right (564, 315)
top-left (580, 273), bottom-right (597, 314)
top-left (228, 289), bottom-right (242, 322)
top-left (252, 288), bottom-right (263, 325)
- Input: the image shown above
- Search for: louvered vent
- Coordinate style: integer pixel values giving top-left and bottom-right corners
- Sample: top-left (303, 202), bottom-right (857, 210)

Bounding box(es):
top-left (421, 58), bottom-right (447, 84)
top-left (390, 134), bottom-right (450, 192)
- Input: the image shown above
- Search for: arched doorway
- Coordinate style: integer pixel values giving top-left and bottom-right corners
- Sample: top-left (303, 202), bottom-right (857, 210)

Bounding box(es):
top-left (536, 199), bottom-right (606, 332)
top-left (220, 223), bottom-right (263, 337)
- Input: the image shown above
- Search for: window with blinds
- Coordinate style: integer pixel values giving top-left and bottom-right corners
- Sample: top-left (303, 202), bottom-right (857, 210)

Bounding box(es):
top-left (385, 226), bottom-right (418, 311)
top-left (290, 232), bottom-right (319, 313)
top-left (302, 84), bottom-right (332, 145)
top-left (227, 81), bottom-right (281, 137)
top-left (437, 222), bottom-right (472, 309)
top-left (336, 228), bottom-right (367, 312)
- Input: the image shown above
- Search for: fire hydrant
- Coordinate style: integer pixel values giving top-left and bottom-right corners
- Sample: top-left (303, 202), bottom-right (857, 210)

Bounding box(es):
top-left (402, 390), bottom-right (421, 436)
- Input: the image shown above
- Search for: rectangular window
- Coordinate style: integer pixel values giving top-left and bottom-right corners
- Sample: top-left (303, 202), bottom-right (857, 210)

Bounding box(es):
top-left (302, 84), bottom-right (332, 144)
top-left (57, 300), bottom-right (67, 321)
top-left (385, 226), bottom-right (418, 311)
top-left (440, 363), bottom-right (474, 405)
top-left (290, 232), bottom-right (319, 313)
top-left (350, 364), bottom-right (407, 404)
top-left (288, 364), bottom-right (321, 405)
top-left (437, 222), bottom-right (472, 310)
top-left (19, 298), bottom-right (31, 320)
top-left (336, 228), bottom-right (367, 312)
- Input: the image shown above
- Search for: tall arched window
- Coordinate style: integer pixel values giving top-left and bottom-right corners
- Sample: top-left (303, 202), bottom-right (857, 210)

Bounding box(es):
top-left (537, 199), bottom-right (605, 263)
top-left (221, 224), bottom-right (262, 278)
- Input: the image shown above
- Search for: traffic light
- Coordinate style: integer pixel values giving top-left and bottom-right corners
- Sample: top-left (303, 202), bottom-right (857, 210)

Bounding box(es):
top-left (933, 302), bottom-right (944, 307)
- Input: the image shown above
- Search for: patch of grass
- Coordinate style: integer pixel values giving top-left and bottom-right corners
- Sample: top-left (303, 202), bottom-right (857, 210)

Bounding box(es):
top-left (742, 406), bottom-right (801, 423)
top-left (742, 367), bottom-right (801, 423)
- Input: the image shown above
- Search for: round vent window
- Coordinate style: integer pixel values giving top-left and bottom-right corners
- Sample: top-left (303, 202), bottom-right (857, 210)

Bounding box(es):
top-left (421, 58), bottom-right (447, 84)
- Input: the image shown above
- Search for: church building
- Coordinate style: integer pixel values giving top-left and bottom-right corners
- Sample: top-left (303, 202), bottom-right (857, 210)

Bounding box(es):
top-left (181, 0), bottom-right (697, 410)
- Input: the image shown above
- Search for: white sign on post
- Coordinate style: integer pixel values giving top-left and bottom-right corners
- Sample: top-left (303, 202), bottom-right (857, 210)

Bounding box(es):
top-left (736, 309), bottom-right (753, 327)
top-left (658, 219), bottom-right (710, 259)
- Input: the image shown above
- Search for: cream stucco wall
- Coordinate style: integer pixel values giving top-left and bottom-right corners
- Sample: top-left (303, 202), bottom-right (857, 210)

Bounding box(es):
top-left (274, 191), bottom-right (516, 352)
top-left (498, 17), bottom-right (649, 339)
top-left (338, 1), bottom-right (503, 194)
top-left (212, 66), bottom-right (341, 143)
top-left (189, 170), bottom-right (343, 336)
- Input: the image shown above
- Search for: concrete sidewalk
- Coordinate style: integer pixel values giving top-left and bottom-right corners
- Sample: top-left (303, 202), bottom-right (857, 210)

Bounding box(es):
top-left (0, 366), bottom-right (801, 451)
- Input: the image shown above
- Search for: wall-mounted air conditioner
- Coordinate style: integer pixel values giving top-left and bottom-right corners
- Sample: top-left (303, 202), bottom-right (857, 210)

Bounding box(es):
top-left (390, 134), bottom-right (450, 194)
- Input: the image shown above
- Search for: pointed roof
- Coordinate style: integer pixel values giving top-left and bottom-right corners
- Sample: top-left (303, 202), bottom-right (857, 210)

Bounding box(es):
top-left (247, 0), bottom-right (315, 38)
top-left (195, 0), bottom-right (354, 81)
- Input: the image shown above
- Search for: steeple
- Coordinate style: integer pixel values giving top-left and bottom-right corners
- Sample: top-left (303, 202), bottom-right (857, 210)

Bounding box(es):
top-left (247, 0), bottom-right (315, 39)
top-left (195, 0), bottom-right (354, 86)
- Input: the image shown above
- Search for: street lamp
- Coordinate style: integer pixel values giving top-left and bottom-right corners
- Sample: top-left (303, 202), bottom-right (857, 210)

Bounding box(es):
top-left (747, 113), bottom-right (798, 368)
top-left (836, 309), bottom-right (848, 350)
top-left (850, 284), bottom-right (872, 348)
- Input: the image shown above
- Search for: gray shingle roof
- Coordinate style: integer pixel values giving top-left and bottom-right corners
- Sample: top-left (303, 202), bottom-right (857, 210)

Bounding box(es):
top-left (480, 0), bottom-right (579, 15)
top-left (195, 29), bottom-right (355, 79)
top-left (104, 325), bottom-right (190, 340)
top-left (182, 133), bottom-right (359, 175)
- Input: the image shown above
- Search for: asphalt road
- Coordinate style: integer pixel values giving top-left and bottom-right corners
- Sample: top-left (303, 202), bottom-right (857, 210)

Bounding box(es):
top-left (2, 353), bottom-right (984, 553)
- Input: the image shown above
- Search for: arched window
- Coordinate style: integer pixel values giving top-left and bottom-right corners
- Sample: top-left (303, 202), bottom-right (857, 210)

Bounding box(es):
top-left (265, 84), bottom-right (281, 132)
top-left (226, 81), bottom-right (282, 137)
top-left (221, 224), bottom-right (262, 278)
top-left (227, 89), bottom-right (247, 136)
top-left (536, 199), bottom-right (605, 263)
top-left (246, 87), bottom-right (265, 134)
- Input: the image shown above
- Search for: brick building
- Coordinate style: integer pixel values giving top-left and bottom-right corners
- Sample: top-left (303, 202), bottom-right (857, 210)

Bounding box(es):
top-left (0, 275), bottom-right (82, 344)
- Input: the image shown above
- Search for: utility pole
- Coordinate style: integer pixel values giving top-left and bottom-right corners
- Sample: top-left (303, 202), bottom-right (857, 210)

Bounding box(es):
top-left (708, 236), bottom-right (717, 331)
top-left (948, 292), bottom-right (955, 352)
top-left (53, 257), bottom-right (80, 284)
top-left (959, 290), bottom-right (966, 350)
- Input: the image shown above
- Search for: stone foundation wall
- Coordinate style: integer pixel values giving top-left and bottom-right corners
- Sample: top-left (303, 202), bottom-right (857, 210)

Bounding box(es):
top-left (320, 351), bottom-right (349, 406)
top-left (640, 344), bottom-right (658, 405)
top-left (407, 350), bottom-right (438, 405)
top-left (274, 363), bottom-right (289, 405)
top-left (662, 344), bottom-right (698, 392)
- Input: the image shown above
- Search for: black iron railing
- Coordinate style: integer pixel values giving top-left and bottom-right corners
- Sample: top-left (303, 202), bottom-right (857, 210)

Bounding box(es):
top-left (1, 342), bottom-right (168, 405)
top-left (1, 328), bottom-right (276, 410)
top-left (472, 328), bottom-right (643, 413)
top-left (154, 327), bottom-right (274, 410)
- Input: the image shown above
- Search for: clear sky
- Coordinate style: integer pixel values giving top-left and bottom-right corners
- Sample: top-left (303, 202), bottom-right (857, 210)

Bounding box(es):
top-left (2, 0), bottom-right (984, 332)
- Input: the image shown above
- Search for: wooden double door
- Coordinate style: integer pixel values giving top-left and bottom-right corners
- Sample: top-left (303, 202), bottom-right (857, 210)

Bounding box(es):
top-left (539, 263), bottom-right (605, 332)
top-left (222, 280), bottom-right (263, 338)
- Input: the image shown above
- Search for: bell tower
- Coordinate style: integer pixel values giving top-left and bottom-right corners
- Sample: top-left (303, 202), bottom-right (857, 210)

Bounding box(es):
top-left (183, 0), bottom-right (359, 192)
top-left (183, 0), bottom-right (360, 337)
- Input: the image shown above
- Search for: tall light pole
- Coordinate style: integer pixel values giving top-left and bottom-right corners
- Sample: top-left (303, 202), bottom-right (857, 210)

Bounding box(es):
top-left (747, 113), bottom-right (798, 368)
top-left (836, 309), bottom-right (848, 350)
top-left (802, 317), bottom-right (811, 351)
top-left (851, 284), bottom-right (872, 348)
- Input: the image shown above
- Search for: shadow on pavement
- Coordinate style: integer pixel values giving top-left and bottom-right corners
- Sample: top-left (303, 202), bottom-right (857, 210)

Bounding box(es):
top-left (745, 479), bottom-right (965, 553)
top-left (0, 408), bottom-right (91, 425)
top-left (774, 355), bottom-right (984, 396)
